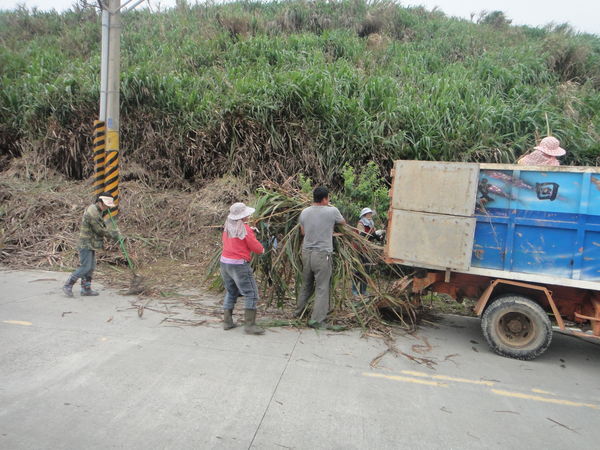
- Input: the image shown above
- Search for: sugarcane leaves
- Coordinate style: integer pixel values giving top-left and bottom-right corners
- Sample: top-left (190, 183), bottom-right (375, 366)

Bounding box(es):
top-left (207, 180), bottom-right (417, 331)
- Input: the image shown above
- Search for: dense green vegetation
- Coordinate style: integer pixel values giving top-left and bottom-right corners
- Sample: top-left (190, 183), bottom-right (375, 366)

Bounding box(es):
top-left (1, 0), bottom-right (599, 187)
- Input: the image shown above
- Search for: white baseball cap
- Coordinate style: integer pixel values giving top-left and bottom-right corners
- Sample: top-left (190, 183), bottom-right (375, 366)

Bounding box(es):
top-left (99, 195), bottom-right (116, 208)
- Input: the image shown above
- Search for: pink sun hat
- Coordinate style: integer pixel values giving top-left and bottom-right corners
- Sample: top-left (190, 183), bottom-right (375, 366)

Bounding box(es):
top-left (534, 136), bottom-right (566, 156)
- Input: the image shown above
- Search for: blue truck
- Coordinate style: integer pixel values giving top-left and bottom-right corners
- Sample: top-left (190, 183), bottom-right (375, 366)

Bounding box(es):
top-left (385, 161), bottom-right (600, 360)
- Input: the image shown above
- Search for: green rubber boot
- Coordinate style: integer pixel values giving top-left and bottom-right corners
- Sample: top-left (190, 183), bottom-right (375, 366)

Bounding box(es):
top-left (223, 309), bottom-right (236, 330)
top-left (244, 309), bottom-right (264, 335)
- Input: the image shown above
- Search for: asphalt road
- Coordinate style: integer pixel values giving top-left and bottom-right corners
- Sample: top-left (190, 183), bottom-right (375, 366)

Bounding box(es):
top-left (1, 269), bottom-right (599, 449)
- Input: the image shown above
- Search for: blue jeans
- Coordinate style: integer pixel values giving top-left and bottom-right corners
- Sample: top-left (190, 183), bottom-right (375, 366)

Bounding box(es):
top-left (220, 262), bottom-right (259, 310)
top-left (71, 249), bottom-right (96, 281)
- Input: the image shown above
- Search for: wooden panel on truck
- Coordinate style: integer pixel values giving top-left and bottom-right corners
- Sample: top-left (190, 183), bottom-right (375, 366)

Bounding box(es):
top-left (391, 160), bottom-right (479, 216)
top-left (387, 209), bottom-right (476, 270)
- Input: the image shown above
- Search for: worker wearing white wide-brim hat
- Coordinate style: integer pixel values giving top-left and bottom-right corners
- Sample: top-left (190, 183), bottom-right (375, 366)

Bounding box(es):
top-left (518, 136), bottom-right (567, 166)
top-left (220, 202), bottom-right (265, 335)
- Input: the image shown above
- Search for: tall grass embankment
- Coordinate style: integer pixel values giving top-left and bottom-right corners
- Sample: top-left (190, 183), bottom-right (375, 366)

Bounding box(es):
top-left (1, 0), bottom-right (599, 187)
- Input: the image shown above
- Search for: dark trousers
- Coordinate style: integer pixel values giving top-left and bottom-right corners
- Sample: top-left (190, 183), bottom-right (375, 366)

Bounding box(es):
top-left (352, 272), bottom-right (368, 296)
top-left (352, 256), bottom-right (370, 296)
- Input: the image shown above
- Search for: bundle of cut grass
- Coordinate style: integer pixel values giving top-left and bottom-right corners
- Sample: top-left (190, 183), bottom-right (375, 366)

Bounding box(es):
top-left (208, 179), bottom-right (418, 331)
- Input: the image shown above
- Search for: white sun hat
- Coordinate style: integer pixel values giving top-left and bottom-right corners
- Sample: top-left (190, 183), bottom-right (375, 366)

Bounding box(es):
top-left (359, 207), bottom-right (374, 218)
top-left (228, 202), bottom-right (255, 221)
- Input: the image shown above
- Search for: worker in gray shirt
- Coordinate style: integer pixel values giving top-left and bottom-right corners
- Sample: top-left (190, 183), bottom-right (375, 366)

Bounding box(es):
top-left (295, 186), bottom-right (346, 328)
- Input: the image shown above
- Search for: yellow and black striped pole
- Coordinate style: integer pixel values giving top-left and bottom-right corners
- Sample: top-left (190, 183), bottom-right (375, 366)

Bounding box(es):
top-left (97, 0), bottom-right (122, 218)
top-left (92, 121), bottom-right (106, 196)
top-left (104, 129), bottom-right (120, 217)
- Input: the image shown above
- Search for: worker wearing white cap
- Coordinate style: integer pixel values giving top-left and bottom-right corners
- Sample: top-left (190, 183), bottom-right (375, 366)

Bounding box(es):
top-left (62, 193), bottom-right (121, 297)
top-left (353, 207), bottom-right (385, 296)
top-left (357, 207), bottom-right (385, 240)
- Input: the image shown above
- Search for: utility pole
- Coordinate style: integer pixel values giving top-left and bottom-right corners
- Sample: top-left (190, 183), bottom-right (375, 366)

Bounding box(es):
top-left (102, 0), bottom-right (121, 216)
top-left (98, 1), bottom-right (110, 122)
top-left (96, 0), bottom-right (144, 215)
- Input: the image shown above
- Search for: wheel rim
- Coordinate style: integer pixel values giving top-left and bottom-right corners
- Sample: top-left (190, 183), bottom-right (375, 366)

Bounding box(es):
top-left (494, 311), bottom-right (536, 348)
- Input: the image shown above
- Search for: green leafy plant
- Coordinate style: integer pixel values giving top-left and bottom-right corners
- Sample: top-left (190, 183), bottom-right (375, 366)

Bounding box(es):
top-left (332, 162), bottom-right (390, 227)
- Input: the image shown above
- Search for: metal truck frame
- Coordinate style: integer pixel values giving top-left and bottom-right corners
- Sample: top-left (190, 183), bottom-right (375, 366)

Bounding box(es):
top-left (384, 160), bottom-right (600, 360)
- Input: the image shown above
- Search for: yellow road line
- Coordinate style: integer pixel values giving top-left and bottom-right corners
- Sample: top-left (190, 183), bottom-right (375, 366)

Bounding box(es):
top-left (363, 372), bottom-right (448, 387)
top-left (365, 371), bottom-right (596, 410)
top-left (531, 388), bottom-right (556, 396)
top-left (401, 370), bottom-right (496, 386)
top-left (491, 389), bottom-right (598, 410)
top-left (2, 320), bottom-right (32, 326)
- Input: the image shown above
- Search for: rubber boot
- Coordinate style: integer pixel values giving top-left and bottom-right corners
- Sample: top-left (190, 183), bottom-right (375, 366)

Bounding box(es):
top-left (62, 276), bottom-right (77, 298)
top-left (223, 309), bottom-right (236, 330)
top-left (244, 309), bottom-right (264, 335)
top-left (81, 279), bottom-right (99, 296)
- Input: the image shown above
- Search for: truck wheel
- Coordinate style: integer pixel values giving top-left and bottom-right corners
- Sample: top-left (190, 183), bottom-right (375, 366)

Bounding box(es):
top-left (481, 295), bottom-right (552, 360)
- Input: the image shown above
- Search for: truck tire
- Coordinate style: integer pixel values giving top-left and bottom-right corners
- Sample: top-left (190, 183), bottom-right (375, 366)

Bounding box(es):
top-left (481, 295), bottom-right (552, 360)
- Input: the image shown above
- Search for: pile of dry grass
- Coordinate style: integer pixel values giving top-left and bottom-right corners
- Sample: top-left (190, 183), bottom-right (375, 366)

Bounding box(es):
top-left (0, 165), bottom-right (250, 289)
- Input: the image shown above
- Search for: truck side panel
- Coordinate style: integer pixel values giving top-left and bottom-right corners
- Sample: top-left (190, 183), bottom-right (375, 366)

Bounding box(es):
top-left (473, 168), bottom-right (600, 282)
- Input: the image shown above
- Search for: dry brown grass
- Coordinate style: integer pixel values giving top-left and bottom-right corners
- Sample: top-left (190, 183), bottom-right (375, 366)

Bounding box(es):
top-left (0, 167), bottom-right (251, 293)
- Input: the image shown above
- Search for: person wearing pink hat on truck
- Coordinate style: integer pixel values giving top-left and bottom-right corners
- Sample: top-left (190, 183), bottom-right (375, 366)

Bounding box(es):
top-left (518, 136), bottom-right (567, 166)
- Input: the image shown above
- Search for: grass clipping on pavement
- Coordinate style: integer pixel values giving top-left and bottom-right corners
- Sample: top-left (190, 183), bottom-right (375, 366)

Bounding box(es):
top-left (208, 180), bottom-right (418, 332)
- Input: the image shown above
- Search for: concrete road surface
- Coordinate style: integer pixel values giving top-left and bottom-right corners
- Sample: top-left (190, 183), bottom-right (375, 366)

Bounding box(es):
top-left (1, 269), bottom-right (599, 449)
